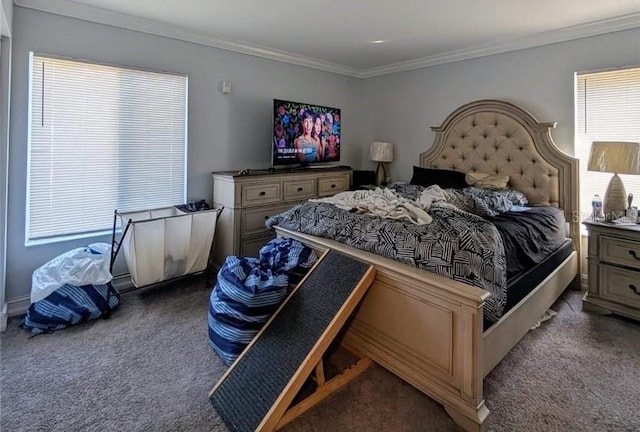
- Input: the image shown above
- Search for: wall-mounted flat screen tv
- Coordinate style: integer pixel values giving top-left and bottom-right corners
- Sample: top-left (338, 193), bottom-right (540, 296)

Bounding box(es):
top-left (272, 99), bottom-right (341, 166)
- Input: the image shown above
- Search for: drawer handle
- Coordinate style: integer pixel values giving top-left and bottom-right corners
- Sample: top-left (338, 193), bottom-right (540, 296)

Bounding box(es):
top-left (297, 187), bottom-right (304, 192)
top-left (259, 191), bottom-right (266, 196)
top-left (630, 284), bottom-right (640, 295)
top-left (331, 184), bottom-right (336, 189)
top-left (629, 249), bottom-right (640, 261)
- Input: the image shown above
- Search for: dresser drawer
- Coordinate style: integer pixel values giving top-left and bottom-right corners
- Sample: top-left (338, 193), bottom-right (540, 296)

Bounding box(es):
top-left (318, 176), bottom-right (348, 196)
top-left (283, 178), bottom-right (316, 201)
top-left (600, 235), bottom-right (640, 270)
top-left (240, 234), bottom-right (274, 258)
top-left (600, 264), bottom-right (640, 309)
top-left (242, 204), bottom-right (291, 237)
top-left (241, 182), bottom-right (282, 207)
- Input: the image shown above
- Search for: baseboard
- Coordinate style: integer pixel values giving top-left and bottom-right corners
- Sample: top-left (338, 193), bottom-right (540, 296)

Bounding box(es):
top-left (4, 274), bottom-right (134, 320)
top-left (581, 273), bottom-right (588, 291)
top-left (112, 273), bottom-right (134, 292)
top-left (7, 295), bottom-right (29, 318)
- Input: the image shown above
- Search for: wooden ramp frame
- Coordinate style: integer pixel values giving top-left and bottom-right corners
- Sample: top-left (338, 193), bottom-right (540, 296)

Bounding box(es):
top-left (209, 250), bottom-right (376, 432)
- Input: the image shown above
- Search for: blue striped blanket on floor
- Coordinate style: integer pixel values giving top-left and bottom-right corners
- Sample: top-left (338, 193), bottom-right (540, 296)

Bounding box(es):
top-left (21, 284), bottom-right (120, 335)
top-left (208, 238), bottom-right (317, 365)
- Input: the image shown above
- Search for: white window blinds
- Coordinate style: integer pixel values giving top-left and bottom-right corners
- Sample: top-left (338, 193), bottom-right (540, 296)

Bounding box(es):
top-left (27, 54), bottom-right (187, 243)
top-left (575, 67), bottom-right (640, 218)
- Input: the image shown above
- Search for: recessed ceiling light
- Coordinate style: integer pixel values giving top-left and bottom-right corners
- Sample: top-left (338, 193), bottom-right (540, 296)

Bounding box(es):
top-left (371, 40), bottom-right (385, 44)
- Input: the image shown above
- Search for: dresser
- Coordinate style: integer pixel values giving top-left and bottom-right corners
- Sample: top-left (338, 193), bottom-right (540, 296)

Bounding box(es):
top-left (583, 220), bottom-right (640, 321)
top-left (210, 167), bottom-right (351, 267)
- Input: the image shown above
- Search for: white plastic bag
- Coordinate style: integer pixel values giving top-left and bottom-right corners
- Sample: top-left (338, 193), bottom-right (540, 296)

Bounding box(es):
top-left (31, 243), bottom-right (113, 304)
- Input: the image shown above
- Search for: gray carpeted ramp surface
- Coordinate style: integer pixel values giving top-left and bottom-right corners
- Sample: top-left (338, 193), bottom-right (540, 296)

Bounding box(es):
top-left (210, 251), bottom-right (371, 432)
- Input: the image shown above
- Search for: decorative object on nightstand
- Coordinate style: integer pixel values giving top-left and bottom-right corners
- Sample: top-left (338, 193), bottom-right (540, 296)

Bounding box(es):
top-left (583, 220), bottom-right (640, 322)
top-left (627, 193), bottom-right (639, 222)
top-left (587, 141), bottom-right (640, 221)
top-left (369, 141), bottom-right (393, 186)
top-left (591, 194), bottom-right (603, 221)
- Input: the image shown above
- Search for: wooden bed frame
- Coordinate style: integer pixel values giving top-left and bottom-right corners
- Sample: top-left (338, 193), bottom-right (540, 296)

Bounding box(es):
top-left (275, 100), bottom-right (580, 431)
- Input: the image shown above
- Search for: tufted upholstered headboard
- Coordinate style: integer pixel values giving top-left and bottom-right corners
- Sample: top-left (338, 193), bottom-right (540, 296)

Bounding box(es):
top-left (420, 99), bottom-right (580, 262)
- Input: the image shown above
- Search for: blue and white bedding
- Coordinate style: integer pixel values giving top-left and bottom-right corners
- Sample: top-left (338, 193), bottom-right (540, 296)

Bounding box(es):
top-left (21, 283), bottom-right (119, 335)
top-left (267, 185), bottom-right (515, 322)
top-left (266, 184), bottom-right (567, 323)
top-left (208, 238), bottom-right (317, 365)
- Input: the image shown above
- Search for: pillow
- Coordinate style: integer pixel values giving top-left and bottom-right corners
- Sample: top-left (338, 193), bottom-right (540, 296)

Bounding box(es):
top-left (463, 187), bottom-right (529, 215)
top-left (410, 166), bottom-right (467, 189)
top-left (465, 172), bottom-right (510, 189)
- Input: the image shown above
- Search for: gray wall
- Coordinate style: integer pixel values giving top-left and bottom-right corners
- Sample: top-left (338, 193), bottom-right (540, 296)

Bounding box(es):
top-left (360, 28), bottom-right (640, 181)
top-left (6, 7), bottom-right (363, 303)
top-left (6, 6), bottom-right (640, 306)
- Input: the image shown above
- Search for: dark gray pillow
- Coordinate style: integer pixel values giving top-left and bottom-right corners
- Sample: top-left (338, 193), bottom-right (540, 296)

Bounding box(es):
top-left (410, 166), bottom-right (467, 189)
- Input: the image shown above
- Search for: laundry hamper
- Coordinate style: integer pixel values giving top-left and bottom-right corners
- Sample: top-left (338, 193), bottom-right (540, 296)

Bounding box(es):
top-left (112, 206), bottom-right (222, 288)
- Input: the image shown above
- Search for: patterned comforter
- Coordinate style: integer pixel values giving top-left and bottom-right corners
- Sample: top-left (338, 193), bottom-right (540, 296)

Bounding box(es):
top-left (266, 184), bottom-right (512, 322)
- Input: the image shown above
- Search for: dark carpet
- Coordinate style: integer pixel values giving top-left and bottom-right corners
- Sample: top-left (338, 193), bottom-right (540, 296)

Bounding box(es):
top-left (1, 278), bottom-right (639, 432)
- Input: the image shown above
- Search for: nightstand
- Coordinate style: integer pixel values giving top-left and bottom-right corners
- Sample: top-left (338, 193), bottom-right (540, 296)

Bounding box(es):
top-left (350, 184), bottom-right (377, 191)
top-left (583, 220), bottom-right (640, 321)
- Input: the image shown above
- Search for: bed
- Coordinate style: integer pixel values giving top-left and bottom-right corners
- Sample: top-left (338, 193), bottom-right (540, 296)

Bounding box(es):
top-left (270, 99), bottom-right (580, 431)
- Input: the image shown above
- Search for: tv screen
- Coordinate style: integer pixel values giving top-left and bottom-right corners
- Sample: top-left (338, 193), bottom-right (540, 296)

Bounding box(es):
top-left (272, 99), bottom-right (341, 166)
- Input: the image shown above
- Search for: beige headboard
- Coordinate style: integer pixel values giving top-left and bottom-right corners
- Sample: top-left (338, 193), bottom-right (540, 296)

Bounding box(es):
top-left (420, 99), bottom-right (580, 262)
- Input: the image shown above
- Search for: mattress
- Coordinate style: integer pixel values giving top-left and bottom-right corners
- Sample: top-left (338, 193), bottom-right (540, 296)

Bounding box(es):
top-left (505, 238), bottom-right (574, 309)
top-left (483, 239), bottom-right (574, 330)
top-left (479, 206), bottom-right (571, 329)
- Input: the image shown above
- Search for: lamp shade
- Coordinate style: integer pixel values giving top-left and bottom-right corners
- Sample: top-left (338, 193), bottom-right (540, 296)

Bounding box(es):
top-left (587, 141), bottom-right (640, 174)
top-left (369, 142), bottom-right (394, 162)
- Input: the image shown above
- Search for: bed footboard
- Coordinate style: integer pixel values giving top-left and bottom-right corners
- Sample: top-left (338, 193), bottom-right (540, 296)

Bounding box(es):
top-left (342, 273), bottom-right (489, 432)
top-left (275, 227), bottom-right (490, 432)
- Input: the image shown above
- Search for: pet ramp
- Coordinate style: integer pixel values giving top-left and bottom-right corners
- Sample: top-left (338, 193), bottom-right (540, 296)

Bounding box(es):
top-left (209, 250), bottom-right (376, 432)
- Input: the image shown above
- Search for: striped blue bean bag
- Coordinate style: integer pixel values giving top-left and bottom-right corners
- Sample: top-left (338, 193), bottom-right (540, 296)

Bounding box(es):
top-left (21, 284), bottom-right (120, 335)
top-left (208, 238), bottom-right (316, 365)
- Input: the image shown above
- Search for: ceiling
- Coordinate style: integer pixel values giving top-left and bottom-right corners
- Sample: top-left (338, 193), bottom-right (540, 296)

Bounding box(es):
top-left (16, 0), bottom-right (640, 77)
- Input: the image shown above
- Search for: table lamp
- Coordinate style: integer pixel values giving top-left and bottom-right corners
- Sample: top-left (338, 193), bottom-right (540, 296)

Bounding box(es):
top-left (587, 141), bottom-right (640, 220)
top-left (369, 141), bottom-right (393, 186)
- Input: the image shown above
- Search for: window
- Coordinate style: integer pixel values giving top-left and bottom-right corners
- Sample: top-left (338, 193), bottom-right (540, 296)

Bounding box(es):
top-left (575, 67), bottom-right (640, 219)
top-left (27, 54), bottom-right (187, 244)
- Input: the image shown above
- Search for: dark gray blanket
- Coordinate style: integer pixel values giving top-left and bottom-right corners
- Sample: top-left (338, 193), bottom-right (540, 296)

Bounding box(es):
top-left (487, 206), bottom-right (568, 278)
top-left (266, 186), bottom-right (508, 322)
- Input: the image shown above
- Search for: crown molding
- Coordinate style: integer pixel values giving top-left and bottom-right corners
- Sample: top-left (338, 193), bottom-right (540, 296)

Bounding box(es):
top-left (16, 0), bottom-right (640, 80)
top-left (15, 0), bottom-right (361, 77)
top-left (358, 12), bottom-right (640, 78)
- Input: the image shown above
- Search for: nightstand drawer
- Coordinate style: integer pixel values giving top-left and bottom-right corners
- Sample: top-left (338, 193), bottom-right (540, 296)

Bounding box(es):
top-left (600, 264), bottom-right (640, 308)
top-left (283, 178), bottom-right (316, 201)
top-left (600, 235), bottom-right (640, 270)
top-left (318, 176), bottom-right (348, 196)
top-left (241, 182), bottom-right (282, 206)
